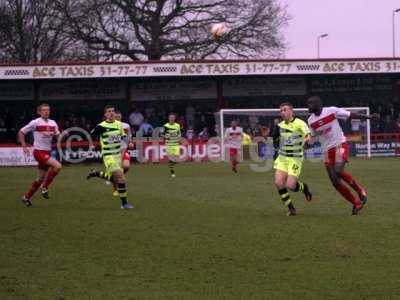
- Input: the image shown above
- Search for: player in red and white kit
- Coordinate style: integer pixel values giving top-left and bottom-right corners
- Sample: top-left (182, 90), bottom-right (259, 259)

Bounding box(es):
top-left (115, 111), bottom-right (132, 173)
top-left (307, 96), bottom-right (376, 215)
top-left (112, 111), bottom-right (133, 196)
top-left (224, 120), bottom-right (244, 173)
top-left (18, 103), bottom-right (62, 207)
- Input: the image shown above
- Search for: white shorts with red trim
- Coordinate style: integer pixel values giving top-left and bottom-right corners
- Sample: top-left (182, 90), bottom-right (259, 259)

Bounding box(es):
top-left (325, 143), bottom-right (349, 166)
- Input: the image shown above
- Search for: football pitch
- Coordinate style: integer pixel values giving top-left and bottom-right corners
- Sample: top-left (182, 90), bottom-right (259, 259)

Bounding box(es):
top-left (1, 158), bottom-right (400, 299)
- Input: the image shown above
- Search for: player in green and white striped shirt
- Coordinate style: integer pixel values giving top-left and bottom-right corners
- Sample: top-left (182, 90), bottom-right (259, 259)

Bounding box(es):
top-left (163, 113), bottom-right (181, 177)
top-left (86, 105), bottom-right (133, 209)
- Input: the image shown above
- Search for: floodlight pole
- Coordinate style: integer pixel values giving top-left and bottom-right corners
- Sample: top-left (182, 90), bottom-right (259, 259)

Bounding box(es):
top-left (393, 9), bottom-right (400, 57)
top-left (317, 33), bottom-right (328, 58)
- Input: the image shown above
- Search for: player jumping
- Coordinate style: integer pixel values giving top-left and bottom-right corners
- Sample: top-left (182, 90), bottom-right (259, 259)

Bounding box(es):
top-left (19, 103), bottom-right (62, 207)
top-left (86, 105), bottom-right (133, 209)
top-left (224, 120), bottom-right (243, 173)
top-left (307, 96), bottom-right (375, 215)
top-left (163, 113), bottom-right (181, 177)
top-left (272, 102), bottom-right (312, 216)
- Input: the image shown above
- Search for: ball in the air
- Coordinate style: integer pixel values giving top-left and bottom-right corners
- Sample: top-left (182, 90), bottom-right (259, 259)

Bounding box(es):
top-left (211, 23), bottom-right (229, 39)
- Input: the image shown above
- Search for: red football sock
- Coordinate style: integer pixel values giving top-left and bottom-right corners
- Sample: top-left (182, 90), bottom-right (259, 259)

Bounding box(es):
top-left (340, 171), bottom-right (365, 196)
top-left (25, 180), bottom-right (42, 199)
top-left (335, 180), bottom-right (361, 207)
top-left (232, 159), bottom-right (238, 169)
top-left (42, 169), bottom-right (59, 189)
top-left (230, 159), bottom-right (237, 173)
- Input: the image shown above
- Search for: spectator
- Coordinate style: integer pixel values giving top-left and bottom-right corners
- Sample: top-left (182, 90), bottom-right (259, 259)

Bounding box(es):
top-left (4, 107), bottom-right (15, 142)
top-left (72, 115), bottom-right (80, 127)
top-left (138, 118), bottom-right (153, 137)
top-left (359, 120), bottom-right (368, 134)
top-left (147, 110), bottom-right (157, 127)
top-left (249, 114), bottom-right (259, 129)
top-left (198, 127), bottom-right (209, 141)
top-left (384, 116), bottom-right (398, 133)
top-left (249, 124), bottom-right (261, 137)
top-left (260, 126), bottom-right (270, 138)
top-left (154, 110), bottom-right (166, 127)
top-left (84, 121), bottom-right (92, 132)
top-left (388, 103), bottom-right (396, 119)
top-left (129, 107), bottom-right (144, 132)
top-left (393, 117), bottom-right (400, 133)
top-left (80, 116), bottom-right (87, 128)
top-left (270, 118), bottom-right (280, 137)
top-left (351, 118), bottom-right (361, 133)
top-left (185, 103), bottom-right (196, 128)
top-left (0, 117), bottom-right (7, 142)
top-left (177, 115), bottom-right (186, 131)
top-left (214, 124), bottom-right (220, 137)
top-left (196, 112), bottom-right (206, 131)
top-left (144, 105), bottom-right (155, 119)
top-left (186, 126), bottom-right (195, 140)
top-left (379, 115), bottom-right (386, 133)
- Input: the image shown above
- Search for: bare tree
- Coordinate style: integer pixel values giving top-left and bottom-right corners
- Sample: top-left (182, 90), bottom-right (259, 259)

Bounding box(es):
top-left (0, 0), bottom-right (87, 63)
top-left (56, 0), bottom-right (289, 61)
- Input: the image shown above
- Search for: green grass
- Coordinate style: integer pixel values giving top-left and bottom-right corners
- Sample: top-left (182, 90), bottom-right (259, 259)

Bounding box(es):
top-left (1, 158), bottom-right (400, 299)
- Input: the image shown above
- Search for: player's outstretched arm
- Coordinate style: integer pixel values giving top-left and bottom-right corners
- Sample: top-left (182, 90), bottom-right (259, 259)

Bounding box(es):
top-left (349, 112), bottom-right (379, 120)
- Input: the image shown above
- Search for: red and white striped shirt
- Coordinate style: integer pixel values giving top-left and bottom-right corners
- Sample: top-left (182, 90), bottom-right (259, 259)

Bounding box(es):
top-left (121, 122), bottom-right (132, 140)
top-left (21, 117), bottom-right (60, 151)
top-left (225, 126), bottom-right (244, 149)
top-left (308, 107), bottom-right (351, 151)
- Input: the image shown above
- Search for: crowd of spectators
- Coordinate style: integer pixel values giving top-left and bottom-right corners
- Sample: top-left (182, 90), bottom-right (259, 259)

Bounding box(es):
top-left (126, 102), bottom-right (216, 140)
top-left (0, 101), bottom-right (217, 143)
top-left (1, 97), bottom-right (400, 144)
top-left (0, 102), bottom-right (99, 143)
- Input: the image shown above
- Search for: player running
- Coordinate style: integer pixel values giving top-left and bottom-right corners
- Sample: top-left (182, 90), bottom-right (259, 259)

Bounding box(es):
top-left (224, 120), bottom-right (243, 173)
top-left (307, 96), bottom-right (375, 215)
top-left (18, 103), bottom-right (62, 207)
top-left (272, 102), bottom-right (312, 216)
top-left (86, 105), bottom-right (133, 209)
top-left (163, 113), bottom-right (181, 177)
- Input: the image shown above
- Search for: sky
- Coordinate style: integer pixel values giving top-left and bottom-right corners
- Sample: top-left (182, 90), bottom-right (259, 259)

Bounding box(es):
top-left (282, 0), bottom-right (400, 59)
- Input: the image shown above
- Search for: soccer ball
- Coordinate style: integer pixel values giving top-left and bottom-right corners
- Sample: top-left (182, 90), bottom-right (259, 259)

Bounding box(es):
top-left (211, 23), bottom-right (229, 39)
